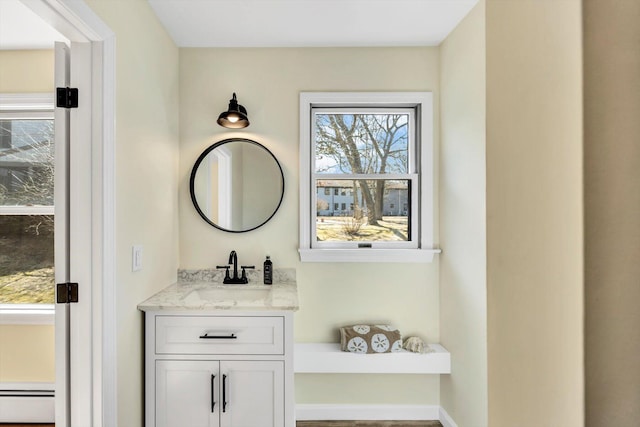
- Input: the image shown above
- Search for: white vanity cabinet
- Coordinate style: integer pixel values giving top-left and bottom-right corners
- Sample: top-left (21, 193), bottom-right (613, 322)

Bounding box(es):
top-left (156, 360), bottom-right (284, 427)
top-left (144, 311), bottom-right (295, 427)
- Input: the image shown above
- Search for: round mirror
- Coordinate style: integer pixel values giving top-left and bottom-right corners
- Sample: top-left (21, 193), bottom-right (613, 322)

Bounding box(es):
top-left (190, 138), bottom-right (284, 233)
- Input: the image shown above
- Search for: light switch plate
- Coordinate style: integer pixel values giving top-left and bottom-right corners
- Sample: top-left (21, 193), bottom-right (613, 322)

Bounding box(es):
top-left (132, 245), bottom-right (143, 272)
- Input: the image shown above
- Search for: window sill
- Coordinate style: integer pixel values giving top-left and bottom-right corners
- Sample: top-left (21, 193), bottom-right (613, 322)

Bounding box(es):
top-left (298, 248), bottom-right (441, 263)
top-left (0, 305), bottom-right (55, 325)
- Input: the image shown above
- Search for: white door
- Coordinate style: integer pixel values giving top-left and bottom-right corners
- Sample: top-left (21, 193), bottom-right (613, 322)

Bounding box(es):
top-left (220, 361), bottom-right (284, 427)
top-left (19, 2), bottom-right (115, 425)
top-left (54, 40), bottom-right (71, 427)
top-left (156, 360), bottom-right (221, 427)
top-left (54, 40), bottom-right (94, 427)
top-left (67, 40), bottom-right (94, 427)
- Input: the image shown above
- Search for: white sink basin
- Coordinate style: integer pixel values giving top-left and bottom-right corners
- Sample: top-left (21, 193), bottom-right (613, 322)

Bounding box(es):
top-left (189, 287), bottom-right (271, 302)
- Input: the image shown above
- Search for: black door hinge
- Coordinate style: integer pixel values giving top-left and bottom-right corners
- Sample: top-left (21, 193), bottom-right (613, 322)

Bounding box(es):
top-left (56, 282), bottom-right (79, 304)
top-left (56, 87), bottom-right (79, 108)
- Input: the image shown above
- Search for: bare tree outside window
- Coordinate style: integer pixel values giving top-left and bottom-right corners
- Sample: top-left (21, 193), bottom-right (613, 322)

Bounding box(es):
top-left (315, 113), bottom-right (408, 226)
top-left (0, 119), bottom-right (54, 206)
top-left (313, 111), bottom-right (413, 243)
top-left (0, 118), bottom-right (55, 304)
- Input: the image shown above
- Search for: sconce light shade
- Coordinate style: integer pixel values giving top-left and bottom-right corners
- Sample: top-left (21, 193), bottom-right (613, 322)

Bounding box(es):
top-left (217, 93), bottom-right (250, 129)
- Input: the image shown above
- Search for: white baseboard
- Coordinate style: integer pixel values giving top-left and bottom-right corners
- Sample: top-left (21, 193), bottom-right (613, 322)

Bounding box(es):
top-left (439, 406), bottom-right (459, 427)
top-left (296, 404), bottom-right (440, 421)
top-left (0, 382), bottom-right (54, 423)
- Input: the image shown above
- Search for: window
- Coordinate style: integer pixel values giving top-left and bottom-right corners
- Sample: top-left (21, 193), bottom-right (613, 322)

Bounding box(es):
top-left (324, 188), bottom-right (330, 195)
top-left (299, 92), bottom-right (438, 262)
top-left (0, 94), bottom-right (55, 312)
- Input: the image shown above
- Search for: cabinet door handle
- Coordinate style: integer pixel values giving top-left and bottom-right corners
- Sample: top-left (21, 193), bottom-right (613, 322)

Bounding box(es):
top-left (199, 333), bottom-right (237, 340)
top-left (210, 374), bottom-right (216, 413)
top-left (222, 374), bottom-right (228, 413)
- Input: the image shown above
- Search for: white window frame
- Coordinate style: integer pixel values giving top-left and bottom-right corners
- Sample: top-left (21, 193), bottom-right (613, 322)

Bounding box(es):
top-left (0, 93), bottom-right (55, 324)
top-left (299, 92), bottom-right (441, 263)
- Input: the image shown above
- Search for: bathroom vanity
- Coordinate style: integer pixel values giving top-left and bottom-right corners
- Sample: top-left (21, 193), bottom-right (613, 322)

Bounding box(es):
top-left (138, 269), bottom-right (298, 427)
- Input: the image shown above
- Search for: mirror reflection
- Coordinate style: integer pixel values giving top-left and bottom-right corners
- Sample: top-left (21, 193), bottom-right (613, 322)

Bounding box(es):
top-left (190, 138), bottom-right (284, 232)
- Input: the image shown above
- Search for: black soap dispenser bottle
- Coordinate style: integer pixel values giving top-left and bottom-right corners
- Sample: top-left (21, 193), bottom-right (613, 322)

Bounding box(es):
top-left (263, 256), bottom-right (273, 285)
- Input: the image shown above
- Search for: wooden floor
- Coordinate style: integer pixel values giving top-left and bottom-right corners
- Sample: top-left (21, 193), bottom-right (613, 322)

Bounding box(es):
top-left (0, 421), bottom-right (442, 427)
top-left (297, 422), bottom-right (442, 427)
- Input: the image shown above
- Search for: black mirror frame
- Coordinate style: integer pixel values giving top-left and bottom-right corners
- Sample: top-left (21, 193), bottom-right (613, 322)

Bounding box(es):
top-left (189, 138), bottom-right (285, 233)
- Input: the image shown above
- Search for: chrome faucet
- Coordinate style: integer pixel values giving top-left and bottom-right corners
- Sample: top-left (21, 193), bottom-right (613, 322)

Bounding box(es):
top-left (216, 250), bottom-right (253, 284)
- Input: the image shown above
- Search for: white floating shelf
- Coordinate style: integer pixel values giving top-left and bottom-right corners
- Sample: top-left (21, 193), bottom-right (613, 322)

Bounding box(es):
top-left (294, 343), bottom-right (450, 374)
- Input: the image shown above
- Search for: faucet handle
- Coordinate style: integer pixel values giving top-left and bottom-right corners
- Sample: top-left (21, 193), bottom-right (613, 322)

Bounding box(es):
top-left (240, 265), bottom-right (254, 281)
top-left (216, 265), bottom-right (231, 280)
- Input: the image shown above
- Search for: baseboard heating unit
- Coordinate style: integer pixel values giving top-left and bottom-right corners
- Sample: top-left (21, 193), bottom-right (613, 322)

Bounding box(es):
top-left (0, 382), bottom-right (54, 423)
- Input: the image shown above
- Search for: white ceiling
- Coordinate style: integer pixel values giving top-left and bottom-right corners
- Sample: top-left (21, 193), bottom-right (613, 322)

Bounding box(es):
top-left (147, 0), bottom-right (479, 47)
top-left (0, 0), bottom-right (68, 50)
top-left (0, 0), bottom-right (478, 50)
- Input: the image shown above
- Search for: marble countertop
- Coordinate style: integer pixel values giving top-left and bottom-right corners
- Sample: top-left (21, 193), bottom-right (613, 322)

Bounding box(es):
top-left (137, 268), bottom-right (299, 312)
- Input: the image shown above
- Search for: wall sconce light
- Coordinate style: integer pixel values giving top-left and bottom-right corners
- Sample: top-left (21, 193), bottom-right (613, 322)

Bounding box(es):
top-left (217, 92), bottom-right (250, 129)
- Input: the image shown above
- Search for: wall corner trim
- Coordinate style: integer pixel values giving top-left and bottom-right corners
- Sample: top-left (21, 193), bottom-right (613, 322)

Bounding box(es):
top-left (439, 406), bottom-right (459, 427)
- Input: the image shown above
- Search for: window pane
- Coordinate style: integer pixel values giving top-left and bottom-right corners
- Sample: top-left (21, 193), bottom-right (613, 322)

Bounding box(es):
top-left (315, 179), bottom-right (410, 242)
top-left (0, 215), bottom-right (54, 304)
top-left (0, 119), bottom-right (55, 206)
top-left (314, 113), bottom-right (409, 174)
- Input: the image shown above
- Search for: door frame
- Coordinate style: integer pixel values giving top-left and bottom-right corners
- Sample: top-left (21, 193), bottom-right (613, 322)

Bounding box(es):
top-left (20, 0), bottom-right (116, 425)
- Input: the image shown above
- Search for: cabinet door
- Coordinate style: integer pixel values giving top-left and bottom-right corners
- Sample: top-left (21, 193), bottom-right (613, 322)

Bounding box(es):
top-left (156, 360), bottom-right (220, 427)
top-left (220, 361), bottom-right (284, 427)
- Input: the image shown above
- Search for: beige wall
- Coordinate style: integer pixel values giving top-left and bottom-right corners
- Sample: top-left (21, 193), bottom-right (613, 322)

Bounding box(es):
top-left (584, 1), bottom-right (640, 425)
top-left (0, 50), bottom-right (54, 93)
top-left (0, 325), bottom-right (54, 382)
top-left (83, 0), bottom-right (180, 425)
top-left (179, 47), bottom-right (441, 405)
top-left (4, 1), bottom-right (614, 423)
top-left (439, 1), bottom-right (488, 426)
top-left (486, 0), bottom-right (583, 425)
top-left (0, 49), bottom-right (55, 384)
